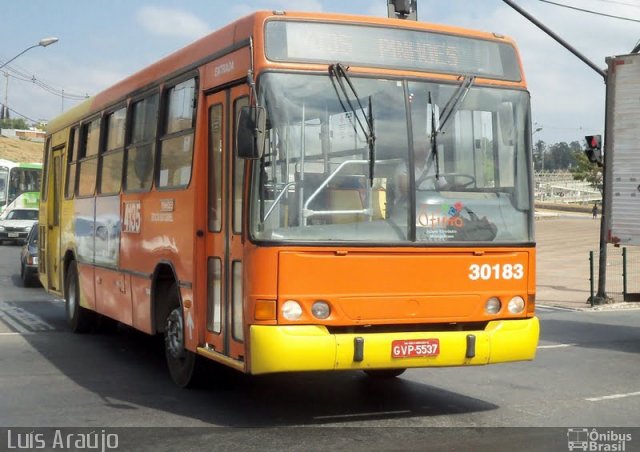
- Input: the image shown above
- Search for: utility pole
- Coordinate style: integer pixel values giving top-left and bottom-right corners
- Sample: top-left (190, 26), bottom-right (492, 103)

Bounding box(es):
top-left (3, 72), bottom-right (8, 119)
top-left (502, 0), bottom-right (611, 303)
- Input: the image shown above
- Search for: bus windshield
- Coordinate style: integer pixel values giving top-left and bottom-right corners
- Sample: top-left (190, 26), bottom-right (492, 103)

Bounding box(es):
top-left (250, 72), bottom-right (532, 245)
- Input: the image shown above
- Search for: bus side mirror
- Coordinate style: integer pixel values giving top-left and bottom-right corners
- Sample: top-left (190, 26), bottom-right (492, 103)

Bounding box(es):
top-left (236, 106), bottom-right (266, 159)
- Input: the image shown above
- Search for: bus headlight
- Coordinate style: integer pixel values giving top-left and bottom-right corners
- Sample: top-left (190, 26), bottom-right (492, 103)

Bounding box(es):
top-left (485, 297), bottom-right (501, 314)
top-left (508, 296), bottom-right (526, 314)
top-left (282, 300), bottom-right (303, 321)
top-left (311, 301), bottom-right (331, 319)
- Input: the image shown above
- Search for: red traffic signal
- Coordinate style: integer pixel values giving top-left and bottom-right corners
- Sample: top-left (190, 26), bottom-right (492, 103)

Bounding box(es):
top-left (585, 135), bottom-right (601, 150)
top-left (584, 135), bottom-right (603, 166)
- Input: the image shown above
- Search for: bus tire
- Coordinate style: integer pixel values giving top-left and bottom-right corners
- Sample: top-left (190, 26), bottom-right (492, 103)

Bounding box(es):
top-left (65, 260), bottom-right (95, 333)
top-left (164, 293), bottom-right (200, 388)
top-left (363, 369), bottom-right (406, 379)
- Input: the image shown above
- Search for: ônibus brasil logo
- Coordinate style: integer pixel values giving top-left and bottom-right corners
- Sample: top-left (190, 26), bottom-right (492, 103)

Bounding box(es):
top-left (567, 428), bottom-right (632, 451)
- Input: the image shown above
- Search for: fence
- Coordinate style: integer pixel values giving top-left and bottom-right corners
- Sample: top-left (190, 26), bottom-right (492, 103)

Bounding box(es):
top-left (589, 245), bottom-right (640, 305)
top-left (535, 171), bottom-right (601, 204)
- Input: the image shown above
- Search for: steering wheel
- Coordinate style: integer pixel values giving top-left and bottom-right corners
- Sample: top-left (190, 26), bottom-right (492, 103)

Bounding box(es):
top-left (417, 173), bottom-right (476, 190)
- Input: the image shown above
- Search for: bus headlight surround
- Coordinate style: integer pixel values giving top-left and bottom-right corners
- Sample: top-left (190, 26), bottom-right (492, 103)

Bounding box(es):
top-left (485, 297), bottom-right (502, 314)
top-left (282, 300), bottom-right (303, 321)
top-left (508, 296), bottom-right (526, 314)
top-left (311, 301), bottom-right (331, 319)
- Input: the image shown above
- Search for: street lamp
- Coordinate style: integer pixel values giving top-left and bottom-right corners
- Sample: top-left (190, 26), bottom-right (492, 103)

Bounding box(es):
top-left (0, 37), bottom-right (59, 70)
top-left (533, 126), bottom-right (544, 171)
top-left (1, 37), bottom-right (58, 120)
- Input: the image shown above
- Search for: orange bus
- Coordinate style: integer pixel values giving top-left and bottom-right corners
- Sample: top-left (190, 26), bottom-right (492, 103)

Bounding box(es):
top-left (40, 10), bottom-right (539, 387)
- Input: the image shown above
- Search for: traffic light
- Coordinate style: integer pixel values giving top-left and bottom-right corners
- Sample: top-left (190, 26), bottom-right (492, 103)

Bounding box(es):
top-left (387, 0), bottom-right (417, 20)
top-left (584, 135), bottom-right (603, 167)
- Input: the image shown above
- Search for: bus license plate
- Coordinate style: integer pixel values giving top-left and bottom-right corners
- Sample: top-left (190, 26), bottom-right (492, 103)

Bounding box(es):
top-left (8, 233), bottom-right (19, 238)
top-left (392, 339), bottom-right (440, 358)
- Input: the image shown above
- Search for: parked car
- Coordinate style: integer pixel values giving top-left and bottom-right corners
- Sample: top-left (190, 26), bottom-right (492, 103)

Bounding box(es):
top-left (20, 223), bottom-right (41, 287)
top-left (0, 208), bottom-right (38, 245)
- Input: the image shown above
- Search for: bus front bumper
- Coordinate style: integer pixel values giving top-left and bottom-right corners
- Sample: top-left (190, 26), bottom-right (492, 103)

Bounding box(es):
top-left (249, 317), bottom-right (539, 375)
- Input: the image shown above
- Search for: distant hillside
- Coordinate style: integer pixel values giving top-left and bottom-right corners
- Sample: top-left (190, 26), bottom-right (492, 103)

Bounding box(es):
top-left (0, 136), bottom-right (44, 163)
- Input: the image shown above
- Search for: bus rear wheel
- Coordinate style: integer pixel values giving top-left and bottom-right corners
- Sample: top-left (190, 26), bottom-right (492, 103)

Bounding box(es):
top-left (363, 369), bottom-right (406, 379)
top-left (65, 260), bottom-right (95, 333)
top-left (164, 304), bottom-right (199, 388)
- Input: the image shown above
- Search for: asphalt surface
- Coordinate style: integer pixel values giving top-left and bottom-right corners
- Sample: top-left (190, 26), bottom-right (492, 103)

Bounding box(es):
top-left (0, 223), bottom-right (639, 451)
top-left (536, 210), bottom-right (640, 311)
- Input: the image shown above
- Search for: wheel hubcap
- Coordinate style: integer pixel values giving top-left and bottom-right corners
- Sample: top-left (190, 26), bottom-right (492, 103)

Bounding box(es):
top-left (166, 309), bottom-right (185, 360)
top-left (67, 278), bottom-right (77, 320)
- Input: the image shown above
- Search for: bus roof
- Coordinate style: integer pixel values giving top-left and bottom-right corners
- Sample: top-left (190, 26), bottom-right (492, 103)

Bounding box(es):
top-left (0, 159), bottom-right (42, 170)
top-left (47, 10), bottom-right (521, 134)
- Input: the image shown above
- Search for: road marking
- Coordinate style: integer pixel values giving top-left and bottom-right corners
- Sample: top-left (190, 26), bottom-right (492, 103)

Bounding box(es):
top-left (537, 343), bottom-right (577, 349)
top-left (586, 391), bottom-right (640, 402)
top-left (0, 302), bottom-right (55, 333)
top-left (537, 304), bottom-right (579, 312)
top-left (0, 310), bottom-right (31, 334)
top-left (0, 332), bottom-right (32, 336)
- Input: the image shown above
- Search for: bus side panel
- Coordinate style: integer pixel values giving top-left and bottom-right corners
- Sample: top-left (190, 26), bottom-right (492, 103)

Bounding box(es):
top-left (120, 190), bottom-right (194, 334)
top-left (94, 196), bottom-right (120, 267)
top-left (95, 268), bottom-right (132, 325)
top-left (74, 197), bottom-right (96, 310)
top-left (59, 199), bottom-right (76, 291)
top-left (77, 263), bottom-right (96, 311)
top-left (201, 47), bottom-right (250, 90)
top-left (131, 275), bottom-right (153, 334)
top-left (94, 196), bottom-right (132, 324)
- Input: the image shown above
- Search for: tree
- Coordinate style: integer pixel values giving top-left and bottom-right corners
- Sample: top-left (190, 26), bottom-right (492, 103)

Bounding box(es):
top-left (571, 150), bottom-right (602, 192)
top-left (534, 139), bottom-right (546, 171)
top-left (547, 142), bottom-right (575, 170)
top-left (0, 118), bottom-right (29, 130)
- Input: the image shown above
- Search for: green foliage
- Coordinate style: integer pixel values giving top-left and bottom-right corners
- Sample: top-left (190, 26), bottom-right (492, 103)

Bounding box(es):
top-left (533, 139), bottom-right (546, 171)
top-left (534, 139), bottom-right (601, 191)
top-left (0, 118), bottom-right (29, 130)
top-left (571, 150), bottom-right (602, 191)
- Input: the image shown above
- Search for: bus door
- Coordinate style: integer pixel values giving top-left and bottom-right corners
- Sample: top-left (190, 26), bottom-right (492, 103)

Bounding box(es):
top-left (46, 146), bottom-right (64, 292)
top-left (204, 87), bottom-right (249, 361)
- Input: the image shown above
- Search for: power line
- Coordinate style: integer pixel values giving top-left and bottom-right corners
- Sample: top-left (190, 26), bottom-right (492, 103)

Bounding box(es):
top-left (0, 62), bottom-right (89, 101)
top-left (1, 105), bottom-right (40, 123)
top-left (588, 0), bottom-right (640, 8)
top-left (2, 71), bottom-right (88, 101)
top-left (539, 0), bottom-right (640, 22)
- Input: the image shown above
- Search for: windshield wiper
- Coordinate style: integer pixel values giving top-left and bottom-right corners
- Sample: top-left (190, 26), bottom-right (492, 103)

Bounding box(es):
top-left (329, 63), bottom-right (376, 186)
top-left (428, 91), bottom-right (440, 181)
top-left (439, 75), bottom-right (475, 132)
top-left (429, 75), bottom-right (476, 181)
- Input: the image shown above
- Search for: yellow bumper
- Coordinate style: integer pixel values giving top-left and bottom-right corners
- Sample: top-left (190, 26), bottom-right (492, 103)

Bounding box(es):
top-left (249, 317), bottom-right (539, 375)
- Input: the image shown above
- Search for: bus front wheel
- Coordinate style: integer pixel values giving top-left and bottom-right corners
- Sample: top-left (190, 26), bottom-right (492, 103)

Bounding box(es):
top-left (164, 304), bottom-right (199, 388)
top-left (65, 260), bottom-right (95, 333)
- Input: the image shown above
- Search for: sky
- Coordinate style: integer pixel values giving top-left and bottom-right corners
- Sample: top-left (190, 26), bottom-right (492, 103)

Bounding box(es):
top-left (0, 0), bottom-right (637, 146)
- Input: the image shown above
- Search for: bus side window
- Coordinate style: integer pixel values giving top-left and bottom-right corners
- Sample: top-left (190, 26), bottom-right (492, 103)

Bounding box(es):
top-left (77, 118), bottom-right (100, 197)
top-left (125, 93), bottom-right (158, 192)
top-left (65, 127), bottom-right (79, 199)
top-left (158, 78), bottom-right (196, 189)
top-left (100, 107), bottom-right (126, 194)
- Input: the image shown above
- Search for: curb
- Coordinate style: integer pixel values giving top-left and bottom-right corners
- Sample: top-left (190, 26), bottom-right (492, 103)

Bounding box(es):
top-left (541, 302), bottom-right (640, 312)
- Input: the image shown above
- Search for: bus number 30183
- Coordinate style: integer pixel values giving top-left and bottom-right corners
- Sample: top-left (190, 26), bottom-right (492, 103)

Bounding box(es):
top-left (468, 263), bottom-right (524, 281)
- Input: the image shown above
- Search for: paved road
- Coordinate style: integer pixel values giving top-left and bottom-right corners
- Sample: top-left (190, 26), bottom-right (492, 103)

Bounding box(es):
top-left (536, 213), bottom-right (600, 310)
top-left (535, 212), bottom-right (640, 311)
top-left (0, 236), bottom-right (639, 450)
